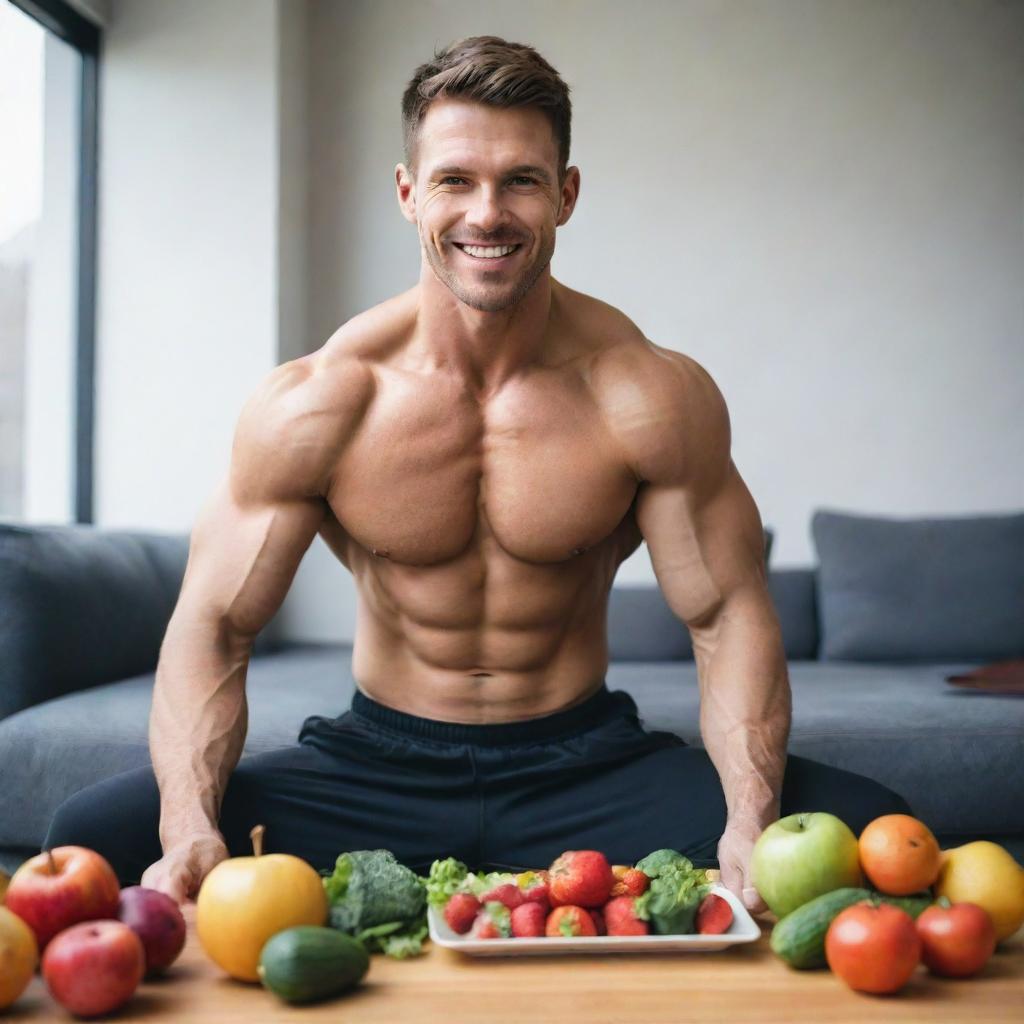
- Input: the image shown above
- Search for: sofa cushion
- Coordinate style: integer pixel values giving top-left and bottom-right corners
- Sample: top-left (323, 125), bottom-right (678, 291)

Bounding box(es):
top-left (0, 523), bottom-right (285, 720)
top-left (608, 528), bottom-right (774, 661)
top-left (767, 568), bottom-right (818, 660)
top-left (606, 658), bottom-right (1021, 839)
top-left (812, 509), bottom-right (1024, 662)
top-left (0, 524), bottom-right (192, 719)
top-left (0, 644), bottom-right (353, 857)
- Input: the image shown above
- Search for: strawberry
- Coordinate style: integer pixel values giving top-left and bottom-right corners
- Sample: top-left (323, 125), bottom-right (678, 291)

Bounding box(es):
top-left (603, 895), bottom-right (649, 936)
top-left (510, 902), bottom-right (547, 938)
top-left (549, 850), bottom-right (614, 908)
top-left (444, 892), bottom-right (482, 934)
top-left (545, 905), bottom-right (598, 938)
top-left (478, 882), bottom-right (528, 910)
top-left (610, 868), bottom-right (650, 898)
top-left (518, 876), bottom-right (551, 912)
top-left (470, 901), bottom-right (512, 939)
top-left (695, 893), bottom-right (733, 935)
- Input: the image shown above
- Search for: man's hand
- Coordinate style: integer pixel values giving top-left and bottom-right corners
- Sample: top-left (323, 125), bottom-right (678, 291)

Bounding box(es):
top-left (140, 831), bottom-right (229, 905)
top-left (717, 816), bottom-right (769, 915)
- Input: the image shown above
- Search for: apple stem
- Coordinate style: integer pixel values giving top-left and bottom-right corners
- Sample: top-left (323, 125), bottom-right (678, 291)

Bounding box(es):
top-left (46, 849), bottom-right (57, 875)
top-left (250, 824), bottom-right (265, 857)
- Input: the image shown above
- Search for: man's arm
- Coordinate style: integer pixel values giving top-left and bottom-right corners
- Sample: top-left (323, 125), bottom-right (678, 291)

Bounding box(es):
top-left (623, 346), bottom-right (790, 910)
top-left (142, 355), bottom-right (367, 902)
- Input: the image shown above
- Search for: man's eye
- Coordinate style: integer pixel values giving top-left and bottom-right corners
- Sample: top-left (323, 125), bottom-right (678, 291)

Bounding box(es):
top-left (440, 176), bottom-right (466, 185)
top-left (511, 176), bottom-right (535, 185)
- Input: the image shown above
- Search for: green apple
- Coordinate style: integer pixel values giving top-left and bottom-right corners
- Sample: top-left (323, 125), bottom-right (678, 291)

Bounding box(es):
top-left (751, 812), bottom-right (862, 918)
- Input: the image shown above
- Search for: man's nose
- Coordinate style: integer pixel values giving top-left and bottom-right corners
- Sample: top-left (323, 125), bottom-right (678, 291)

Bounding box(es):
top-left (464, 185), bottom-right (507, 233)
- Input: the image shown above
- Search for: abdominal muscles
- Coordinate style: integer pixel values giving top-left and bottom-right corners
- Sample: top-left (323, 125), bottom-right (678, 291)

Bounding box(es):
top-left (348, 523), bottom-right (628, 722)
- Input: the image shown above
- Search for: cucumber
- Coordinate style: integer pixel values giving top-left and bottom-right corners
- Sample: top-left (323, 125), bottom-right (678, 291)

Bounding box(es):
top-left (258, 926), bottom-right (370, 1004)
top-left (770, 888), bottom-right (933, 970)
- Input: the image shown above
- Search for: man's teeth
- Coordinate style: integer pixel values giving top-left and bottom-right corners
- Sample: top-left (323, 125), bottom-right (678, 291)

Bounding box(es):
top-left (461, 244), bottom-right (518, 258)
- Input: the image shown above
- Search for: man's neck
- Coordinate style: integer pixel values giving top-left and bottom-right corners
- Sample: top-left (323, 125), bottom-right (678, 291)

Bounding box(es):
top-left (413, 263), bottom-right (558, 395)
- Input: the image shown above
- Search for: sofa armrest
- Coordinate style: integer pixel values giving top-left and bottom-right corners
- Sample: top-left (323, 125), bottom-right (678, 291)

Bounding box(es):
top-left (0, 522), bottom-right (192, 720)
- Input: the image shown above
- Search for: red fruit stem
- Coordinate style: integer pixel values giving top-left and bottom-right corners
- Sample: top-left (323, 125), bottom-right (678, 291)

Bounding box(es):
top-left (250, 824), bottom-right (265, 857)
top-left (47, 849), bottom-right (57, 874)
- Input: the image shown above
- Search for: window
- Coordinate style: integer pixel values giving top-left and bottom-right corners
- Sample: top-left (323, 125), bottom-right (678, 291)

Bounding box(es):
top-left (0, 0), bottom-right (99, 523)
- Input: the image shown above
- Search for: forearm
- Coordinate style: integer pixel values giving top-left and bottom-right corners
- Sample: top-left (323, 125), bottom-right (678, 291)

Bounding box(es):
top-left (149, 607), bottom-right (252, 847)
top-left (691, 587), bottom-right (791, 829)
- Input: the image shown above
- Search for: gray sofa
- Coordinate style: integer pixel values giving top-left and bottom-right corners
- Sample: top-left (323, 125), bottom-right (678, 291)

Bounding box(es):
top-left (2, 510), bottom-right (1022, 876)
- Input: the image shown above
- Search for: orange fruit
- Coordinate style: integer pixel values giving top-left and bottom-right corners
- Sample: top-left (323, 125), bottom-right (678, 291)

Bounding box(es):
top-left (859, 814), bottom-right (942, 895)
top-left (0, 906), bottom-right (38, 1010)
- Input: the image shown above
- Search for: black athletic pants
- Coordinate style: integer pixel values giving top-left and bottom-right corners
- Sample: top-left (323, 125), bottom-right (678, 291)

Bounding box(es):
top-left (43, 685), bottom-right (912, 883)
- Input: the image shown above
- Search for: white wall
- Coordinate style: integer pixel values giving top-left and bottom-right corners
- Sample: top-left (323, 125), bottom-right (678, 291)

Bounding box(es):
top-left (95, 0), bottom-right (282, 530)
top-left (306, 0), bottom-right (1024, 585)
top-left (276, 0), bottom-right (310, 365)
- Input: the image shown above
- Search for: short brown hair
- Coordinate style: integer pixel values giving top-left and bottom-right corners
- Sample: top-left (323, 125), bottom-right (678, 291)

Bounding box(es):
top-left (402, 35), bottom-right (572, 182)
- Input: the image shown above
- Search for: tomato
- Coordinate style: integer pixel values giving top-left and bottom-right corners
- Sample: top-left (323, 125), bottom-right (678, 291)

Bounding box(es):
top-left (825, 902), bottom-right (921, 994)
top-left (916, 902), bottom-right (996, 978)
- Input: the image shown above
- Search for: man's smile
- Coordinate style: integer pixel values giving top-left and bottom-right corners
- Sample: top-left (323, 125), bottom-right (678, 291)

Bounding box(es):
top-left (452, 242), bottom-right (523, 265)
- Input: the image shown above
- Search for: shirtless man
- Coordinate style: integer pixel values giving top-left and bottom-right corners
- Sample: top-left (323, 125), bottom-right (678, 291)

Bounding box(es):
top-left (44, 36), bottom-right (910, 913)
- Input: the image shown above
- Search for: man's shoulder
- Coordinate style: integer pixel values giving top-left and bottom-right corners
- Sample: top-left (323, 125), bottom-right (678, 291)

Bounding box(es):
top-left (559, 283), bottom-right (715, 394)
top-left (257, 287), bottom-right (421, 420)
top-left (319, 288), bottom-right (417, 365)
top-left (232, 345), bottom-right (378, 503)
top-left (588, 328), bottom-right (730, 486)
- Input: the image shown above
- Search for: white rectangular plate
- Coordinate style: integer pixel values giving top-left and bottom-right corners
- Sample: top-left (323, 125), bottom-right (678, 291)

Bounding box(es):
top-left (428, 884), bottom-right (760, 956)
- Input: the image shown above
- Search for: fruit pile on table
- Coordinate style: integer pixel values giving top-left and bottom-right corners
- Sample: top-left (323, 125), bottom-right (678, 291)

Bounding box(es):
top-left (1, 812), bottom-right (1022, 1014)
top-left (752, 811), bottom-right (1024, 994)
top-left (0, 847), bottom-right (187, 1016)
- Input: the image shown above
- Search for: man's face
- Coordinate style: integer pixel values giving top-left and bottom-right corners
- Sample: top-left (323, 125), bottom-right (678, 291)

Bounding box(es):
top-left (396, 99), bottom-right (579, 313)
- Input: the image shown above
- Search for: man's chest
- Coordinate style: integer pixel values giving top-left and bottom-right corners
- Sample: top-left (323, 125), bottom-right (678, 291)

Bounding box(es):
top-left (325, 367), bottom-right (641, 566)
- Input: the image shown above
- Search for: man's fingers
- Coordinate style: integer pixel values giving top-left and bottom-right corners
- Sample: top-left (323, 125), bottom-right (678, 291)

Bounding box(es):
top-left (140, 861), bottom-right (190, 905)
top-left (718, 861), bottom-right (744, 899)
top-left (742, 885), bottom-right (768, 914)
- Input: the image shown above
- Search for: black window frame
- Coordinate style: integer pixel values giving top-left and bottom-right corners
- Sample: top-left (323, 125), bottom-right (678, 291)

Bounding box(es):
top-left (9, 0), bottom-right (100, 523)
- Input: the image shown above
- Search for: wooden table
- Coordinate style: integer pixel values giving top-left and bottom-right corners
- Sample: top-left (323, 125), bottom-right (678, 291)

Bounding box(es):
top-left (14, 903), bottom-right (1024, 1023)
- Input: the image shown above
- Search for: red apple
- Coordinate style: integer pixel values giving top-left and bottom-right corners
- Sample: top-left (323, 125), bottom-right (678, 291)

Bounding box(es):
top-left (5, 847), bottom-right (120, 950)
top-left (42, 920), bottom-right (145, 1017)
top-left (117, 886), bottom-right (187, 973)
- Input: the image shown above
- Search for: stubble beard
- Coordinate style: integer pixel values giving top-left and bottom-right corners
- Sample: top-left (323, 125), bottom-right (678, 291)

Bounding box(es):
top-left (422, 230), bottom-right (555, 314)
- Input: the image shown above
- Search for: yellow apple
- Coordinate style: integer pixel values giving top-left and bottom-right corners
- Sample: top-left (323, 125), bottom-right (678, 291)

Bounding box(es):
top-left (196, 825), bottom-right (327, 981)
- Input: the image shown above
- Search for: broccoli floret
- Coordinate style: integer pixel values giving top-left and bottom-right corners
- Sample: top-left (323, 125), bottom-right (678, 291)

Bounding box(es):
top-left (324, 850), bottom-right (427, 933)
top-left (634, 848), bottom-right (695, 878)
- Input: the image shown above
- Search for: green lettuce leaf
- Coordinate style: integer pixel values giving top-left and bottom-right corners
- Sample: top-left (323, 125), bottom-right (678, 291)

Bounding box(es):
top-left (424, 857), bottom-right (469, 906)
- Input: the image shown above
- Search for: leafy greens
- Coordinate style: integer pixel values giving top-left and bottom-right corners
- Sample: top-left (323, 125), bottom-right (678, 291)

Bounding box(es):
top-left (633, 849), bottom-right (712, 935)
top-left (322, 849), bottom-right (428, 958)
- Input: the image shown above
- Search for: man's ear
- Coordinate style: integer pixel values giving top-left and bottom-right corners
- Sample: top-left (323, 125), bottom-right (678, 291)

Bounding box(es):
top-left (556, 166), bottom-right (581, 227)
top-left (396, 163), bottom-right (417, 224)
